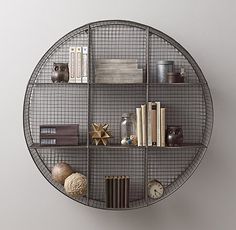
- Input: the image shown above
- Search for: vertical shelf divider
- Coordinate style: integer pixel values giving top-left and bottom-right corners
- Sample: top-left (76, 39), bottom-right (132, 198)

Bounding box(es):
top-left (144, 27), bottom-right (150, 205)
top-left (86, 25), bottom-right (91, 205)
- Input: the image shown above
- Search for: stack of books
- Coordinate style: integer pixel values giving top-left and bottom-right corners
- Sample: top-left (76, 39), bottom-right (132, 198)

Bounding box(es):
top-left (136, 102), bottom-right (166, 147)
top-left (40, 124), bottom-right (79, 146)
top-left (69, 47), bottom-right (88, 83)
top-left (95, 59), bottom-right (143, 83)
top-left (105, 176), bottom-right (130, 208)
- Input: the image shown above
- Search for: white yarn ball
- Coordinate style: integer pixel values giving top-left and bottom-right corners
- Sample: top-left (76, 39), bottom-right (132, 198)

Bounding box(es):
top-left (64, 172), bottom-right (87, 198)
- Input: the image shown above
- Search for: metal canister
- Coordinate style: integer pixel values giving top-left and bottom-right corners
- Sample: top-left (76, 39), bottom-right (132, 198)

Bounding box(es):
top-left (156, 60), bottom-right (174, 83)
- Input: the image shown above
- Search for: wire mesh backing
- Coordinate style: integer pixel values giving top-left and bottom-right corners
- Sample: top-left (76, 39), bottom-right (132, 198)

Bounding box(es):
top-left (23, 20), bottom-right (213, 210)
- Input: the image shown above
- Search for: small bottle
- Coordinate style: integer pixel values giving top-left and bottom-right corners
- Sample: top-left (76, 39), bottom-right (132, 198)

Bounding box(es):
top-left (120, 113), bottom-right (137, 145)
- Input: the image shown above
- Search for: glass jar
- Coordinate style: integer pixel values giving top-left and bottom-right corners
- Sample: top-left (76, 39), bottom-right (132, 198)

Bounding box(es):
top-left (120, 113), bottom-right (137, 145)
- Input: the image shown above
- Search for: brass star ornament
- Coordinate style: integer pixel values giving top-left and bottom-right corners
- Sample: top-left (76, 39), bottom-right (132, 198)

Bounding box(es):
top-left (90, 123), bottom-right (112, 145)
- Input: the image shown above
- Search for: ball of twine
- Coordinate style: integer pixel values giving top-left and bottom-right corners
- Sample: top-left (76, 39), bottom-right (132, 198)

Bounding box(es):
top-left (64, 172), bottom-right (87, 198)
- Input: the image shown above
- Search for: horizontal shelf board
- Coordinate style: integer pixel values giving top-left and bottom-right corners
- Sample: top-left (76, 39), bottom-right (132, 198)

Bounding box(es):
top-left (30, 143), bottom-right (88, 149)
top-left (89, 144), bottom-right (146, 149)
top-left (29, 82), bottom-right (88, 86)
top-left (29, 82), bottom-right (206, 87)
top-left (90, 82), bottom-right (146, 86)
top-left (148, 143), bottom-right (206, 149)
top-left (30, 143), bottom-right (205, 150)
top-left (149, 82), bottom-right (205, 86)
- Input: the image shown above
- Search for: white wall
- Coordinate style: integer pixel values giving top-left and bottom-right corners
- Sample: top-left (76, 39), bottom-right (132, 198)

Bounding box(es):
top-left (0, 0), bottom-right (236, 229)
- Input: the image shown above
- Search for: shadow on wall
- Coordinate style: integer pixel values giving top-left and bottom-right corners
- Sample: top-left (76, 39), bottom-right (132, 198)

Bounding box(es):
top-left (84, 193), bottom-right (201, 230)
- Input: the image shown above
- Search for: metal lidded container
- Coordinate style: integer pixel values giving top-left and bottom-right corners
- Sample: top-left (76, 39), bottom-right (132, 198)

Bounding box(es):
top-left (156, 60), bottom-right (174, 83)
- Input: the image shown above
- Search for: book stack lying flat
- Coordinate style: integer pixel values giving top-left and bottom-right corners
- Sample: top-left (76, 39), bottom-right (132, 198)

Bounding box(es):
top-left (105, 176), bottom-right (130, 208)
top-left (69, 47), bottom-right (88, 83)
top-left (40, 124), bottom-right (79, 146)
top-left (95, 59), bottom-right (143, 83)
top-left (136, 102), bottom-right (166, 147)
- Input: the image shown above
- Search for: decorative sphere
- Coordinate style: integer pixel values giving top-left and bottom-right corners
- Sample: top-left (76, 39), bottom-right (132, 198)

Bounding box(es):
top-left (52, 162), bottom-right (74, 185)
top-left (127, 139), bottom-right (132, 145)
top-left (64, 173), bottom-right (87, 198)
top-left (130, 135), bottom-right (136, 140)
top-left (121, 139), bottom-right (127, 145)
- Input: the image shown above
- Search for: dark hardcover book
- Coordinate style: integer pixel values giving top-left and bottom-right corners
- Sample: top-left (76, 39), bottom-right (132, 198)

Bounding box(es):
top-left (105, 176), bottom-right (109, 208)
top-left (113, 176), bottom-right (118, 208)
top-left (124, 176), bottom-right (130, 208)
top-left (40, 136), bottom-right (79, 146)
top-left (109, 176), bottom-right (113, 208)
top-left (40, 124), bottom-right (79, 136)
top-left (117, 177), bottom-right (121, 208)
top-left (120, 176), bottom-right (125, 208)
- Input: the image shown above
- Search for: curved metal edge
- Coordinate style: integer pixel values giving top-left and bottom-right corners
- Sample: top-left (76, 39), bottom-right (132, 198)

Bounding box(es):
top-left (23, 19), bottom-right (214, 210)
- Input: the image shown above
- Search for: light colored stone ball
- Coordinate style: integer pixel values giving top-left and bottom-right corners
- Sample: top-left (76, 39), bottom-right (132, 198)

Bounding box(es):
top-left (121, 139), bottom-right (127, 145)
top-left (64, 172), bottom-right (87, 198)
top-left (52, 162), bottom-right (74, 185)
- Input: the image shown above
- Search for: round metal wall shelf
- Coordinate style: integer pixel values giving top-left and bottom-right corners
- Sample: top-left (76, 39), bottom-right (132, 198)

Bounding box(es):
top-left (23, 20), bottom-right (213, 210)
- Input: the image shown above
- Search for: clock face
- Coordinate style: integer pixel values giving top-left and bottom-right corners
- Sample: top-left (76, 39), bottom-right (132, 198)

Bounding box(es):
top-left (148, 180), bottom-right (164, 199)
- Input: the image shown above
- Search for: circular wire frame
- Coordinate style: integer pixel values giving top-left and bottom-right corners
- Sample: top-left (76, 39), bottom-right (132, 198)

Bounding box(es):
top-left (23, 20), bottom-right (213, 210)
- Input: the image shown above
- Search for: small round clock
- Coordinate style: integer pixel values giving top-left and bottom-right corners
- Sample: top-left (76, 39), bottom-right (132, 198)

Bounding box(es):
top-left (148, 179), bottom-right (164, 199)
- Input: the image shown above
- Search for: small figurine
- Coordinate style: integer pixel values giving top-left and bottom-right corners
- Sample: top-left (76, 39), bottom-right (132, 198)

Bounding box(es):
top-left (166, 126), bottom-right (183, 147)
top-left (51, 63), bottom-right (69, 83)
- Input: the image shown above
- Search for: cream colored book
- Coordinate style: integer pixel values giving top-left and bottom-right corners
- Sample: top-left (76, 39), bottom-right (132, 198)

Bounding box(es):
top-left (151, 103), bottom-right (157, 146)
top-left (75, 47), bottom-right (82, 83)
top-left (147, 102), bottom-right (152, 146)
top-left (69, 47), bottom-right (76, 83)
top-left (82, 46), bottom-right (88, 83)
top-left (141, 104), bottom-right (147, 146)
top-left (136, 108), bottom-right (143, 146)
top-left (160, 108), bottom-right (166, 147)
top-left (156, 102), bottom-right (161, 146)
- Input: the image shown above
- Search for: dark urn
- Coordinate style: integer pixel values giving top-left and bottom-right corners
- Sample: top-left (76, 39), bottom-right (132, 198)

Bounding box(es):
top-left (51, 63), bottom-right (69, 83)
top-left (166, 126), bottom-right (183, 147)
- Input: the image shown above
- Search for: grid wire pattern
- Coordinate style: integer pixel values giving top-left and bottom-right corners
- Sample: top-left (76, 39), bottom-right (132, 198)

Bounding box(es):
top-left (149, 84), bottom-right (206, 144)
top-left (149, 34), bottom-right (198, 83)
top-left (29, 84), bottom-right (88, 145)
top-left (90, 84), bottom-right (146, 144)
top-left (23, 20), bottom-right (213, 210)
top-left (89, 148), bottom-right (145, 208)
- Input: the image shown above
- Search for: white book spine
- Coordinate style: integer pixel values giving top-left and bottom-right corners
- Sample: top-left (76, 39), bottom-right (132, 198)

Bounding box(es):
top-left (69, 47), bottom-right (76, 83)
top-left (136, 108), bottom-right (143, 146)
top-left (141, 104), bottom-right (147, 146)
top-left (147, 102), bottom-right (152, 146)
top-left (156, 102), bottom-right (161, 147)
top-left (160, 108), bottom-right (166, 147)
top-left (82, 46), bottom-right (88, 83)
top-left (75, 47), bottom-right (82, 83)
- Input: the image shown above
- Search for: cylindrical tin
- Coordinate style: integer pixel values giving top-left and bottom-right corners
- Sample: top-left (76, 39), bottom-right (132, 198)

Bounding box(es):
top-left (156, 60), bottom-right (174, 83)
top-left (167, 72), bottom-right (184, 83)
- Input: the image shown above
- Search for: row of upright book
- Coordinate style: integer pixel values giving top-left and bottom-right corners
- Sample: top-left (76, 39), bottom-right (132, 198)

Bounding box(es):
top-left (136, 102), bottom-right (166, 147)
top-left (105, 176), bottom-right (130, 208)
top-left (69, 46), bottom-right (88, 83)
